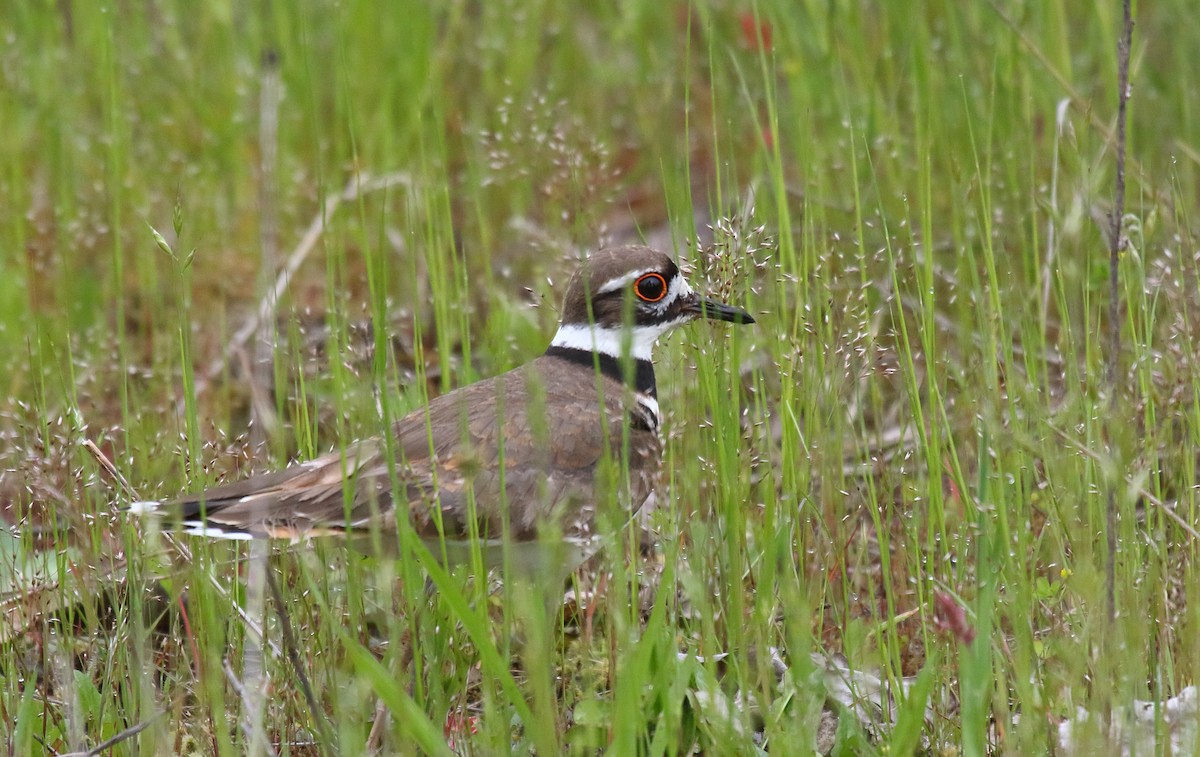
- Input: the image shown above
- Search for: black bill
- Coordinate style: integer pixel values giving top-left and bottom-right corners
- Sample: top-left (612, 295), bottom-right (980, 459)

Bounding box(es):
top-left (683, 294), bottom-right (756, 324)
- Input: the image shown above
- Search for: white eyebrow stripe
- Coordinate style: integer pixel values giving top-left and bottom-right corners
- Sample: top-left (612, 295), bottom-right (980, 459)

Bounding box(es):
top-left (596, 268), bottom-right (657, 295)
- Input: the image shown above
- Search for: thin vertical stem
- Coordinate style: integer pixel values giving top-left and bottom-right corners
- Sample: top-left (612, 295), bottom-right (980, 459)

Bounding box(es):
top-left (1105, 0), bottom-right (1134, 622)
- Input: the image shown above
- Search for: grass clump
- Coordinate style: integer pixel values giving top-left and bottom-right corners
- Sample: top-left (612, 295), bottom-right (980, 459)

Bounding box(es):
top-left (2, 1), bottom-right (1199, 754)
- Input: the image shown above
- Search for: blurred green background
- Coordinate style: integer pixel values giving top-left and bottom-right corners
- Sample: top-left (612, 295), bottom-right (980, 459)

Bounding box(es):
top-left (2, 1), bottom-right (1198, 753)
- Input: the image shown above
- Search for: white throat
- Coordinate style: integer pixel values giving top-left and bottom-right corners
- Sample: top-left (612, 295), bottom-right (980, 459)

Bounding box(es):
top-left (548, 320), bottom-right (684, 361)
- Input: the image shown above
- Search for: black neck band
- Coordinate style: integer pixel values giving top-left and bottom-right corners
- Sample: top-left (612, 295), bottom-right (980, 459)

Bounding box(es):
top-left (544, 345), bottom-right (657, 398)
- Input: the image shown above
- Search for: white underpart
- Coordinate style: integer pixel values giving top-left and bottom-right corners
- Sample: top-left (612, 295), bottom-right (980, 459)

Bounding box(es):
top-left (128, 500), bottom-right (162, 514)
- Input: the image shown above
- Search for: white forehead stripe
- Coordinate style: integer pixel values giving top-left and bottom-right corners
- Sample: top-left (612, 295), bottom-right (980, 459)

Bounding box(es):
top-left (665, 274), bottom-right (690, 307)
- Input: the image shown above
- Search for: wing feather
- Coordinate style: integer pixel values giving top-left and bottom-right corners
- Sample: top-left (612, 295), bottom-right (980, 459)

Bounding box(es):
top-left (141, 357), bottom-right (660, 543)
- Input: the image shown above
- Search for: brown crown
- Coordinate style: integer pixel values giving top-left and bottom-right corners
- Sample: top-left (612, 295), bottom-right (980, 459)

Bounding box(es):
top-left (558, 245), bottom-right (681, 326)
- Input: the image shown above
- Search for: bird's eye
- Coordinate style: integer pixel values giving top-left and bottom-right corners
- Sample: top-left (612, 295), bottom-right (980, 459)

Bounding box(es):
top-left (634, 272), bottom-right (668, 303)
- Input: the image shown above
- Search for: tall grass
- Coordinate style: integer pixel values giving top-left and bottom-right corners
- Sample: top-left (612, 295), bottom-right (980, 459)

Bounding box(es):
top-left (2, 1), bottom-right (1198, 753)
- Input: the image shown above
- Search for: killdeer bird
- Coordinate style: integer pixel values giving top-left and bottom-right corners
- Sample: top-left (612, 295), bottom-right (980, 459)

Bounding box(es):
top-left (130, 245), bottom-right (753, 575)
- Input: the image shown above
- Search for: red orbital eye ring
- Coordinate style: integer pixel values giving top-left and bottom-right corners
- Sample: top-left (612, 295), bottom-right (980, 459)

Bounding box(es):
top-left (634, 272), bottom-right (668, 302)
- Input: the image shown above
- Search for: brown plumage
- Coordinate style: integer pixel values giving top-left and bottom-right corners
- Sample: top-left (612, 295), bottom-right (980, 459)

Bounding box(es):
top-left (131, 245), bottom-right (753, 571)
